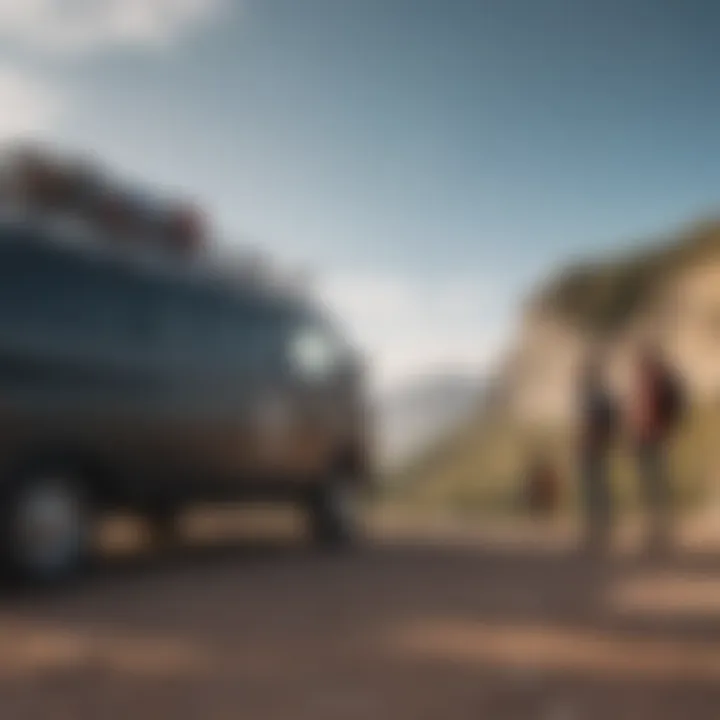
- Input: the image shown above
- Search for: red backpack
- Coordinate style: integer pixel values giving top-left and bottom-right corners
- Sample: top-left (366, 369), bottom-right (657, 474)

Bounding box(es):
top-left (658, 369), bottom-right (685, 430)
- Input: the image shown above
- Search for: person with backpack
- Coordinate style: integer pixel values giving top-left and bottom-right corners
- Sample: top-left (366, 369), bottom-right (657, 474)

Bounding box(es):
top-left (630, 344), bottom-right (685, 552)
top-left (577, 352), bottom-right (617, 552)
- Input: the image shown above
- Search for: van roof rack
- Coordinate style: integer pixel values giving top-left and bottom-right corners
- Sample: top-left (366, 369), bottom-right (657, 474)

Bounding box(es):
top-left (0, 207), bottom-right (311, 305)
top-left (0, 143), bottom-right (313, 303)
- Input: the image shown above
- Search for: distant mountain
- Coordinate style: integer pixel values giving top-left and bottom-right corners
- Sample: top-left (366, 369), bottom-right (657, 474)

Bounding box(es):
top-left (376, 372), bottom-right (484, 469)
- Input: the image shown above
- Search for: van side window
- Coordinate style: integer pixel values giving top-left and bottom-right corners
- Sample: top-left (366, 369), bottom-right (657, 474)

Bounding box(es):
top-left (0, 239), bottom-right (156, 354)
top-left (158, 284), bottom-right (269, 371)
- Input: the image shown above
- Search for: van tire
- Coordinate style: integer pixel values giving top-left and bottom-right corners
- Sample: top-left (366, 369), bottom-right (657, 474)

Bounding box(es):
top-left (0, 469), bottom-right (91, 585)
top-left (145, 504), bottom-right (182, 551)
top-left (308, 474), bottom-right (364, 549)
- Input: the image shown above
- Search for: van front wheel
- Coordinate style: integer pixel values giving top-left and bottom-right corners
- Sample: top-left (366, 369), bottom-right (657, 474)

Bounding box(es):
top-left (1, 472), bottom-right (91, 584)
top-left (308, 475), bottom-right (364, 549)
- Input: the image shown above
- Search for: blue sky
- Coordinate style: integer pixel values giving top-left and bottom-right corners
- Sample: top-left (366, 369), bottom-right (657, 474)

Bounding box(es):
top-left (0, 0), bottom-right (718, 387)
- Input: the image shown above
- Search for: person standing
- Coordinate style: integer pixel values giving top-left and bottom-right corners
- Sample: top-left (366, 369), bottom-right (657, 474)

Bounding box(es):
top-left (577, 354), bottom-right (616, 552)
top-left (630, 345), bottom-right (684, 553)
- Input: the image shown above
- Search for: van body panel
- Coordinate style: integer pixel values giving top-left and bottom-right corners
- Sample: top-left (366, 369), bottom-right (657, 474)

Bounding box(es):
top-left (0, 224), bottom-right (370, 510)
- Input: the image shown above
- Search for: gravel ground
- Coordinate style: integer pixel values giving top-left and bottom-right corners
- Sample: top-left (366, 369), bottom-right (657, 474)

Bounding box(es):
top-left (1, 517), bottom-right (720, 719)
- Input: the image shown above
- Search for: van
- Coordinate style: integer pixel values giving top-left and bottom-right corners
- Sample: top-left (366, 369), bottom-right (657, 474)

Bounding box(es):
top-left (0, 220), bottom-right (371, 582)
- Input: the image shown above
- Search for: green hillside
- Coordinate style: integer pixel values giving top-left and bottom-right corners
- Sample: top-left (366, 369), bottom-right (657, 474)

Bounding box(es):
top-left (390, 402), bottom-right (720, 517)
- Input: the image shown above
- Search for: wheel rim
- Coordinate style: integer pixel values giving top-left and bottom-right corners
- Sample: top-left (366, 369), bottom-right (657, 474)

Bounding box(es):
top-left (331, 478), bottom-right (363, 534)
top-left (15, 479), bottom-right (84, 575)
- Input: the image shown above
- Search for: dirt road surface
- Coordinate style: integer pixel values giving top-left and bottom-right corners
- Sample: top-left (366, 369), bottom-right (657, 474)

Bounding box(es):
top-left (2, 514), bottom-right (720, 719)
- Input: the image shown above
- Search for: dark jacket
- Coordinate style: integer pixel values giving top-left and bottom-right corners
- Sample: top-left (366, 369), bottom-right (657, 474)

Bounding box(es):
top-left (580, 381), bottom-right (615, 454)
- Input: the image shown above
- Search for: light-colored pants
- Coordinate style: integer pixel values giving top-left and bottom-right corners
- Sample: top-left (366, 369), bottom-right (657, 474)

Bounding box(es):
top-left (637, 442), bottom-right (671, 546)
top-left (580, 451), bottom-right (612, 544)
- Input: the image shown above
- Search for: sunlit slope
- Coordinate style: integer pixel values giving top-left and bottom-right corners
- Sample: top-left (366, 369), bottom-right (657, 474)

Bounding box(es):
top-left (388, 218), bottom-right (720, 517)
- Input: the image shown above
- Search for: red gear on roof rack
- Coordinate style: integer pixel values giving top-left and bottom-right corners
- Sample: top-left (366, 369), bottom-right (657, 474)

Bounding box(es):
top-left (164, 202), bottom-right (206, 257)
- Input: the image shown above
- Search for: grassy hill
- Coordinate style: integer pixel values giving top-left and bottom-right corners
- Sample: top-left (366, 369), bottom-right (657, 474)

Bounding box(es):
top-left (386, 401), bottom-right (720, 519)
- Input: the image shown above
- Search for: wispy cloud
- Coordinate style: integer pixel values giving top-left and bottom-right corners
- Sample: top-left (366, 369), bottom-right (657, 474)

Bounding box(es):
top-left (0, 65), bottom-right (60, 139)
top-left (0, 0), bottom-right (227, 54)
top-left (317, 273), bottom-right (513, 391)
top-left (0, 0), bottom-right (230, 138)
